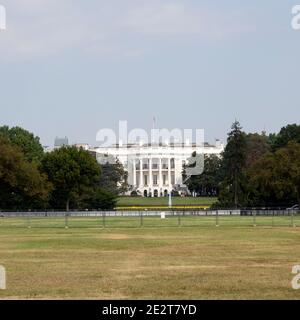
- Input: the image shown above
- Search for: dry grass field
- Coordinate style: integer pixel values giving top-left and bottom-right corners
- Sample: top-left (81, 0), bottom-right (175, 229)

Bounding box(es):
top-left (1, 216), bottom-right (300, 300)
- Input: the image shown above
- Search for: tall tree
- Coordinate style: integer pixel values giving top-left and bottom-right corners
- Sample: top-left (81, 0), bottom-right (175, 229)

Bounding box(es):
top-left (0, 126), bottom-right (44, 163)
top-left (219, 121), bottom-right (247, 207)
top-left (41, 146), bottom-right (101, 211)
top-left (0, 137), bottom-right (51, 210)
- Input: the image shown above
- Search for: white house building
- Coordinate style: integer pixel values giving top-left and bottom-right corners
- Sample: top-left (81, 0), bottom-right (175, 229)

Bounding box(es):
top-left (91, 140), bottom-right (224, 197)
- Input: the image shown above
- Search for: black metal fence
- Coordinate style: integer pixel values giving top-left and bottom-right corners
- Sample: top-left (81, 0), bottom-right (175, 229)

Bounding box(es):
top-left (0, 209), bottom-right (299, 229)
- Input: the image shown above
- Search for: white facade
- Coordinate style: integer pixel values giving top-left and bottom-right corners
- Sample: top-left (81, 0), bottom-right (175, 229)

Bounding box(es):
top-left (91, 141), bottom-right (224, 197)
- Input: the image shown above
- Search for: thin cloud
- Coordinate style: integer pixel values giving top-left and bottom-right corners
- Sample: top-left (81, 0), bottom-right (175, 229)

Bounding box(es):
top-left (0, 0), bottom-right (254, 62)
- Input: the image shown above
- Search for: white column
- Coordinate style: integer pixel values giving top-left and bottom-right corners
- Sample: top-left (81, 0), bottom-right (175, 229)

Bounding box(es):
top-left (140, 158), bottom-right (143, 188)
top-left (159, 157), bottom-right (163, 188)
top-left (173, 158), bottom-right (177, 185)
top-left (133, 159), bottom-right (136, 187)
top-left (168, 158), bottom-right (171, 189)
top-left (149, 158), bottom-right (153, 190)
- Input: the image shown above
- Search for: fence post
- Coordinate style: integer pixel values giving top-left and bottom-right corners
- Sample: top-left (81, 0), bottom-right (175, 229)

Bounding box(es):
top-left (140, 211), bottom-right (143, 228)
top-left (102, 212), bottom-right (106, 228)
top-left (291, 209), bottom-right (295, 227)
top-left (65, 213), bottom-right (69, 229)
top-left (216, 210), bottom-right (219, 227)
top-left (178, 213), bottom-right (181, 227)
top-left (27, 212), bottom-right (31, 229)
top-left (253, 211), bottom-right (256, 227)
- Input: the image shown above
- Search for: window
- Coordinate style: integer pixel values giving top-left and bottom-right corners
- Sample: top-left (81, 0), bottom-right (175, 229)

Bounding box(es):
top-left (153, 175), bottom-right (158, 186)
top-left (163, 175), bottom-right (167, 185)
top-left (171, 158), bottom-right (175, 169)
top-left (143, 163), bottom-right (148, 170)
top-left (171, 174), bottom-right (175, 185)
top-left (162, 159), bottom-right (168, 169)
top-left (152, 163), bottom-right (158, 169)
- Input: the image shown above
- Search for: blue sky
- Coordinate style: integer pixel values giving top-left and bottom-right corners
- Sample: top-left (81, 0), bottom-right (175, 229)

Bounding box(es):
top-left (0, 0), bottom-right (299, 147)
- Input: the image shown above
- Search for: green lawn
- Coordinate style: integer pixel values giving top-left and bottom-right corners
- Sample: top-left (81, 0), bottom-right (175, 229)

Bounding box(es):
top-left (0, 215), bottom-right (298, 229)
top-left (1, 216), bottom-right (300, 299)
top-left (117, 196), bottom-right (217, 207)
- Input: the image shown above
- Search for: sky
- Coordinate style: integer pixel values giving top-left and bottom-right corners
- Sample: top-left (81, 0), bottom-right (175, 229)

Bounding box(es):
top-left (0, 0), bottom-right (300, 147)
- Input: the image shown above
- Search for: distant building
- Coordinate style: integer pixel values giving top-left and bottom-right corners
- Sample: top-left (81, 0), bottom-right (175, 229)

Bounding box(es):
top-left (43, 146), bottom-right (52, 153)
top-left (54, 137), bottom-right (69, 149)
top-left (74, 143), bottom-right (90, 151)
top-left (90, 140), bottom-right (224, 197)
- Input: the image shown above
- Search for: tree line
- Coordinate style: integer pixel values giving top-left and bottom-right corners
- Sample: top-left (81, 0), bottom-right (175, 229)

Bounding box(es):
top-left (0, 126), bottom-right (127, 211)
top-left (185, 122), bottom-right (300, 208)
top-left (1, 123), bottom-right (299, 210)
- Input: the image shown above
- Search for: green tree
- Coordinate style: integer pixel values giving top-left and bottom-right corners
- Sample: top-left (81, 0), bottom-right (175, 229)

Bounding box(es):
top-left (270, 124), bottom-right (300, 151)
top-left (244, 132), bottom-right (270, 168)
top-left (0, 137), bottom-right (51, 210)
top-left (248, 141), bottom-right (300, 207)
top-left (0, 126), bottom-right (44, 163)
top-left (41, 146), bottom-right (101, 211)
top-left (214, 123), bottom-right (300, 208)
top-left (80, 188), bottom-right (117, 210)
top-left (99, 159), bottom-right (128, 195)
top-left (184, 154), bottom-right (222, 196)
top-left (219, 121), bottom-right (247, 207)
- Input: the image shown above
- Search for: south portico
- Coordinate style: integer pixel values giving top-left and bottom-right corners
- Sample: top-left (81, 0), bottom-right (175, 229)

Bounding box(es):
top-left (131, 156), bottom-right (175, 197)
